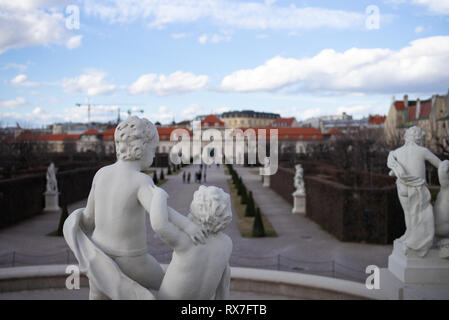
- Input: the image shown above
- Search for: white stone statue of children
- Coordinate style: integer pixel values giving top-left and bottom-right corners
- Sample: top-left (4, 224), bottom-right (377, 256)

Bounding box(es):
top-left (149, 185), bottom-right (233, 300)
top-left (387, 126), bottom-right (441, 257)
top-left (78, 116), bottom-right (206, 299)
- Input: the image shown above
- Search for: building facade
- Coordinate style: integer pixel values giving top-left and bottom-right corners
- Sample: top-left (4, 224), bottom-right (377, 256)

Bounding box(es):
top-left (220, 110), bottom-right (280, 128)
top-left (384, 91), bottom-right (449, 153)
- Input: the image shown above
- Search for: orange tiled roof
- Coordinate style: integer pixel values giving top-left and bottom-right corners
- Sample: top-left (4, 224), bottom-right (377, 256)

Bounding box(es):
top-left (326, 128), bottom-right (342, 135)
top-left (157, 127), bottom-right (192, 140)
top-left (407, 106), bottom-right (416, 121)
top-left (394, 101), bottom-right (406, 111)
top-left (419, 100), bottom-right (432, 119)
top-left (15, 132), bottom-right (80, 142)
top-left (81, 128), bottom-right (100, 135)
top-left (201, 115), bottom-right (224, 127)
top-left (237, 127), bottom-right (322, 140)
top-left (369, 115), bottom-right (386, 125)
top-left (270, 117), bottom-right (295, 127)
top-left (102, 127), bottom-right (116, 141)
top-left (406, 100), bottom-right (432, 121)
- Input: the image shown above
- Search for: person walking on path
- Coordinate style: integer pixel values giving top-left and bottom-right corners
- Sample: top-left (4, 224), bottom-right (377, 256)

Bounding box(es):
top-left (203, 171), bottom-right (207, 182)
top-left (187, 172), bottom-right (191, 184)
top-left (182, 171), bottom-right (186, 183)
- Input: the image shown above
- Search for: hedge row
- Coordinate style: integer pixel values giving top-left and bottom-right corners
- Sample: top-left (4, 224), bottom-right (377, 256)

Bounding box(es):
top-left (0, 166), bottom-right (102, 229)
top-left (226, 164), bottom-right (265, 237)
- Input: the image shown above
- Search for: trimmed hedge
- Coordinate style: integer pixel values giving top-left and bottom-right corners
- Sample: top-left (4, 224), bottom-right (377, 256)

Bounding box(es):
top-left (270, 163), bottom-right (405, 244)
top-left (0, 165), bottom-right (102, 229)
top-left (305, 175), bottom-right (405, 244)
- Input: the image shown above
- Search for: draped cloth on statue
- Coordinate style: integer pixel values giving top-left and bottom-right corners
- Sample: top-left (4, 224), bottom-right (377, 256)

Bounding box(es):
top-left (63, 208), bottom-right (156, 300)
top-left (387, 152), bottom-right (435, 257)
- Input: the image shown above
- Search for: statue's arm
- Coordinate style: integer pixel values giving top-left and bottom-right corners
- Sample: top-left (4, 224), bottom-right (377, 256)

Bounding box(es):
top-left (167, 207), bottom-right (206, 245)
top-left (215, 264), bottom-right (231, 300)
top-left (147, 186), bottom-right (187, 250)
top-left (81, 179), bottom-right (96, 232)
top-left (137, 184), bottom-right (205, 246)
top-left (424, 149), bottom-right (441, 169)
top-left (439, 160), bottom-right (449, 188)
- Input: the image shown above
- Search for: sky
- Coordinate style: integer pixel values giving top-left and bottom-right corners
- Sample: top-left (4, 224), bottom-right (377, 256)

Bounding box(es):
top-left (0, 0), bottom-right (449, 128)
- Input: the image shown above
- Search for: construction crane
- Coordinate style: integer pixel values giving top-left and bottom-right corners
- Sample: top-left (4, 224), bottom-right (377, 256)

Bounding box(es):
top-left (75, 101), bottom-right (145, 126)
top-left (75, 99), bottom-right (93, 126)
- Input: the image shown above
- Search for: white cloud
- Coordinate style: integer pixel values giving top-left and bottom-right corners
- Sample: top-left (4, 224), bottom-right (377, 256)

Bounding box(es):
top-left (66, 35), bottom-right (83, 49)
top-left (0, 63), bottom-right (28, 71)
top-left (83, 0), bottom-right (365, 30)
top-left (153, 106), bottom-right (174, 122)
top-left (182, 104), bottom-right (203, 119)
top-left (219, 35), bottom-right (449, 95)
top-left (386, 0), bottom-right (449, 15)
top-left (0, 1), bottom-right (75, 54)
top-left (171, 33), bottom-right (189, 39)
top-left (71, 104), bottom-right (121, 122)
top-left (10, 73), bottom-right (40, 87)
top-left (415, 25), bottom-right (424, 33)
top-left (0, 97), bottom-right (27, 109)
top-left (32, 107), bottom-right (42, 115)
top-left (129, 71), bottom-right (208, 95)
top-left (256, 34), bottom-right (269, 39)
top-left (198, 33), bottom-right (232, 44)
top-left (11, 74), bottom-right (28, 85)
top-left (1, 103), bottom-right (120, 127)
top-left (283, 106), bottom-right (324, 121)
top-left (300, 108), bottom-right (323, 120)
top-left (198, 34), bottom-right (208, 44)
top-left (178, 104), bottom-right (230, 120)
top-left (62, 70), bottom-right (117, 96)
top-left (412, 0), bottom-right (449, 15)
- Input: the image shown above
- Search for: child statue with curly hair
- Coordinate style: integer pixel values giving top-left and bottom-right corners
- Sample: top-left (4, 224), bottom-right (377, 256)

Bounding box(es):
top-left (65, 116), bottom-right (206, 300)
top-left (150, 185), bottom-right (233, 300)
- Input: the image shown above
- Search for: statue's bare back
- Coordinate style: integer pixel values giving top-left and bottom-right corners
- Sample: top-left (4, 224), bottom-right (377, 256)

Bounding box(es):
top-left (90, 163), bottom-right (153, 256)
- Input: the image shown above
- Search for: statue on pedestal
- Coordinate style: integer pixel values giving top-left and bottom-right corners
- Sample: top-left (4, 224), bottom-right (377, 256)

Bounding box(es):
top-left (63, 116), bottom-right (233, 299)
top-left (44, 162), bottom-right (61, 213)
top-left (292, 164), bottom-right (306, 214)
top-left (46, 162), bottom-right (58, 194)
top-left (293, 164), bottom-right (305, 196)
top-left (381, 126), bottom-right (449, 297)
top-left (387, 126), bottom-right (441, 257)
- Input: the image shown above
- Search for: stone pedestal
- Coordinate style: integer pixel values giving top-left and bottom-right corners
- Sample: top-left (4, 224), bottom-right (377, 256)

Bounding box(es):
top-left (379, 240), bottom-right (449, 299)
top-left (44, 191), bottom-right (61, 213)
top-left (292, 192), bottom-right (305, 214)
top-left (262, 174), bottom-right (270, 188)
top-left (389, 240), bottom-right (449, 284)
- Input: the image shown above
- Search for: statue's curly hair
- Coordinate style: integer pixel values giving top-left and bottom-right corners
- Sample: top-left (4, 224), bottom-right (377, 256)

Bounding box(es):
top-left (404, 126), bottom-right (426, 145)
top-left (114, 116), bottom-right (159, 161)
top-left (189, 186), bottom-right (232, 235)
